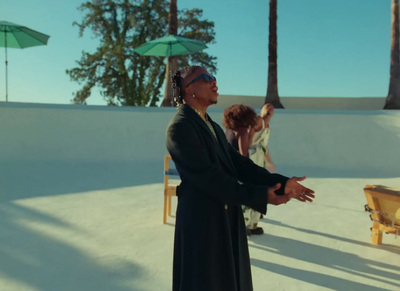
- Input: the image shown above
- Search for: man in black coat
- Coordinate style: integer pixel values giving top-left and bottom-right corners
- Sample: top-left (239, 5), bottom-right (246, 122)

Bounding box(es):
top-left (166, 66), bottom-right (315, 291)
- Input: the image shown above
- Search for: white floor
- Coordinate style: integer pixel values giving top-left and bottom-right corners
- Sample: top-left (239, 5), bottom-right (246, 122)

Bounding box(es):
top-left (1, 173), bottom-right (399, 291)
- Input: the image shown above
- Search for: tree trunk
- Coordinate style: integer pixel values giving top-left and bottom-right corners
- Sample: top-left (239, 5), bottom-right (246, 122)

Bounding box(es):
top-left (161, 0), bottom-right (178, 107)
top-left (385, 0), bottom-right (400, 109)
top-left (264, 0), bottom-right (284, 108)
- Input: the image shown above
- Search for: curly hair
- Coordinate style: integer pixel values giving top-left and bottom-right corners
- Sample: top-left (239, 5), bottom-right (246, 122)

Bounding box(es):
top-left (171, 66), bottom-right (202, 106)
top-left (222, 104), bottom-right (257, 130)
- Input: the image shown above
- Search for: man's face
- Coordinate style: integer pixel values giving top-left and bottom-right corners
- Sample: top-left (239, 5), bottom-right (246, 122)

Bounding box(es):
top-left (184, 68), bottom-right (219, 106)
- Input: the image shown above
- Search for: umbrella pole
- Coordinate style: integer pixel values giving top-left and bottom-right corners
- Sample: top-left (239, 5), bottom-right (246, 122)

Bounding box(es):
top-left (4, 31), bottom-right (8, 102)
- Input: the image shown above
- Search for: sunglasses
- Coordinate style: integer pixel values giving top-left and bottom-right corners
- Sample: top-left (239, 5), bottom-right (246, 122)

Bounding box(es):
top-left (185, 73), bottom-right (216, 87)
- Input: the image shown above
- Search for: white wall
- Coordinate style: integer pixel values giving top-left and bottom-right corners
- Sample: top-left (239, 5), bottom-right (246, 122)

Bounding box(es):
top-left (0, 103), bottom-right (174, 163)
top-left (216, 95), bottom-right (386, 110)
top-left (1, 102), bottom-right (399, 200)
top-left (267, 110), bottom-right (400, 178)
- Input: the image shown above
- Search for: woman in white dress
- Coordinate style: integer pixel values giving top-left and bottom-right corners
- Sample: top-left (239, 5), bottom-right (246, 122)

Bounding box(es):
top-left (249, 103), bottom-right (276, 172)
top-left (223, 104), bottom-right (276, 235)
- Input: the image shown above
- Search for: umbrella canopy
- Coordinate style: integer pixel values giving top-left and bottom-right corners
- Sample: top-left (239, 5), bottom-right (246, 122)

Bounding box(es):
top-left (0, 21), bottom-right (50, 101)
top-left (133, 35), bottom-right (206, 57)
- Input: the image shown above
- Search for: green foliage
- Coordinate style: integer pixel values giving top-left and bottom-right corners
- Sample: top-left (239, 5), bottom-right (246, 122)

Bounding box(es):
top-left (66, 0), bottom-right (217, 106)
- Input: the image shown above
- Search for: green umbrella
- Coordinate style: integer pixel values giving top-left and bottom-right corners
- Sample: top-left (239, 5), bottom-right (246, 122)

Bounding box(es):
top-left (0, 21), bottom-right (50, 102)
top-left (133, 35), bottom-right (206, 57)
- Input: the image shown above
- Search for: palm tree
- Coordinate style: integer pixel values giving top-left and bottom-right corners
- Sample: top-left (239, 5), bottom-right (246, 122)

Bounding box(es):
top-left (384, 0), bottom-right (400, 109)
top-left (264, 0), bottom-right (284, 108)
top-left (161, 0), bottom-right (178, 107)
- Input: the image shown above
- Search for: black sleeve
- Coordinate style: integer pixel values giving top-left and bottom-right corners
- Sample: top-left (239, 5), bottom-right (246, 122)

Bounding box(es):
top-left (227, 142), bottom-right (288, 196)
top-left (166, 119), bottom-right (286, 213)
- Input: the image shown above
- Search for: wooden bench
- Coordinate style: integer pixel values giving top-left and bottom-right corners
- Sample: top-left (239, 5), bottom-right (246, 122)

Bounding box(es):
top-left (163, 155), bottom-right (180, 224)
top-left (364, 185), bottom-right (400, 245)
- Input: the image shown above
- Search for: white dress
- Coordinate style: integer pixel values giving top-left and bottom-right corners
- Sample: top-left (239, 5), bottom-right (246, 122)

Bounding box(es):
top-left (243, 122), bottom-right (271, 229)
top-left (249, 122), bottom-right (270, 168)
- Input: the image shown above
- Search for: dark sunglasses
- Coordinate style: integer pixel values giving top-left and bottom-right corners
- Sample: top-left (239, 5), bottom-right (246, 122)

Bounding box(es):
top-left (185, 73), bottom-right (216, 87)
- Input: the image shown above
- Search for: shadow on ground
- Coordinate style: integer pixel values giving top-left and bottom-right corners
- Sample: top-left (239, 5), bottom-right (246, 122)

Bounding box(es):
top-left (249, 223), bottom-right (400, 291)
top-left (0, 160), bottom-right (163, 202)
top-left (0, 202), bottom-right (142, 291)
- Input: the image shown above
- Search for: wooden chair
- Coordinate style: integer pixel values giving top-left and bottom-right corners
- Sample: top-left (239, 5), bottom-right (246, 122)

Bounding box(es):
top-left (164, 155), bottom-right (180, 224)
top-left (364, 185), bottom-right (400, 245)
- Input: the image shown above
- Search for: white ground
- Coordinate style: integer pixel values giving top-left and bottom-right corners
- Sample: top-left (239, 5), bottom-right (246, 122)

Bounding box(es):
top-left (1, 103), bottom-right (399, 290)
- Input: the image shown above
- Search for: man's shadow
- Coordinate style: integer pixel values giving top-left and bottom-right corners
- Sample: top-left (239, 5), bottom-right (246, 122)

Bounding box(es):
top-left (249, 219), bottom-right (400, 290)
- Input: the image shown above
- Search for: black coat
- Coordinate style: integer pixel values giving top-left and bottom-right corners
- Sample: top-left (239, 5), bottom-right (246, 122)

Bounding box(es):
top-left (166, 104), bottom-right (288, 291)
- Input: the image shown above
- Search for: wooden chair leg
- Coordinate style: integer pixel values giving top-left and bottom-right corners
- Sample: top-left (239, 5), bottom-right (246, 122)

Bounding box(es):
top-left (168, 196), bottom-right (172, 216)
top-left (371, 222), bottom-right (382, 245)
top-left (163, 194), bottom-right (168, 224)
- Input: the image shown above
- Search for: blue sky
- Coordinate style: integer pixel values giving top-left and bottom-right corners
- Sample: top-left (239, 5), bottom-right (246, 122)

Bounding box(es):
top-left (1, 0), bottom-right (392, 105)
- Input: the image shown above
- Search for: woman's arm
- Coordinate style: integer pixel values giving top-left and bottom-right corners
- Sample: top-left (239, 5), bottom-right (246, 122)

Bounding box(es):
top-left (236, 127), bottom-right (251, 157)
top-left (265, 150), bottom-right (276, 172)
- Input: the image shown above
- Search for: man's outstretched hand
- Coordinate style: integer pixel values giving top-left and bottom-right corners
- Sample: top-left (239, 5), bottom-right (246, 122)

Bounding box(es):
top-left (267, 177), bottom-right (315, 205)
top-left (284, 176), bottom-right (315, 202)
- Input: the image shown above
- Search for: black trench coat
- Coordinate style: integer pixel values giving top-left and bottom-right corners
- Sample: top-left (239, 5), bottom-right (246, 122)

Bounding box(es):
top-left (166, 104), bottom-right (288, 291)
